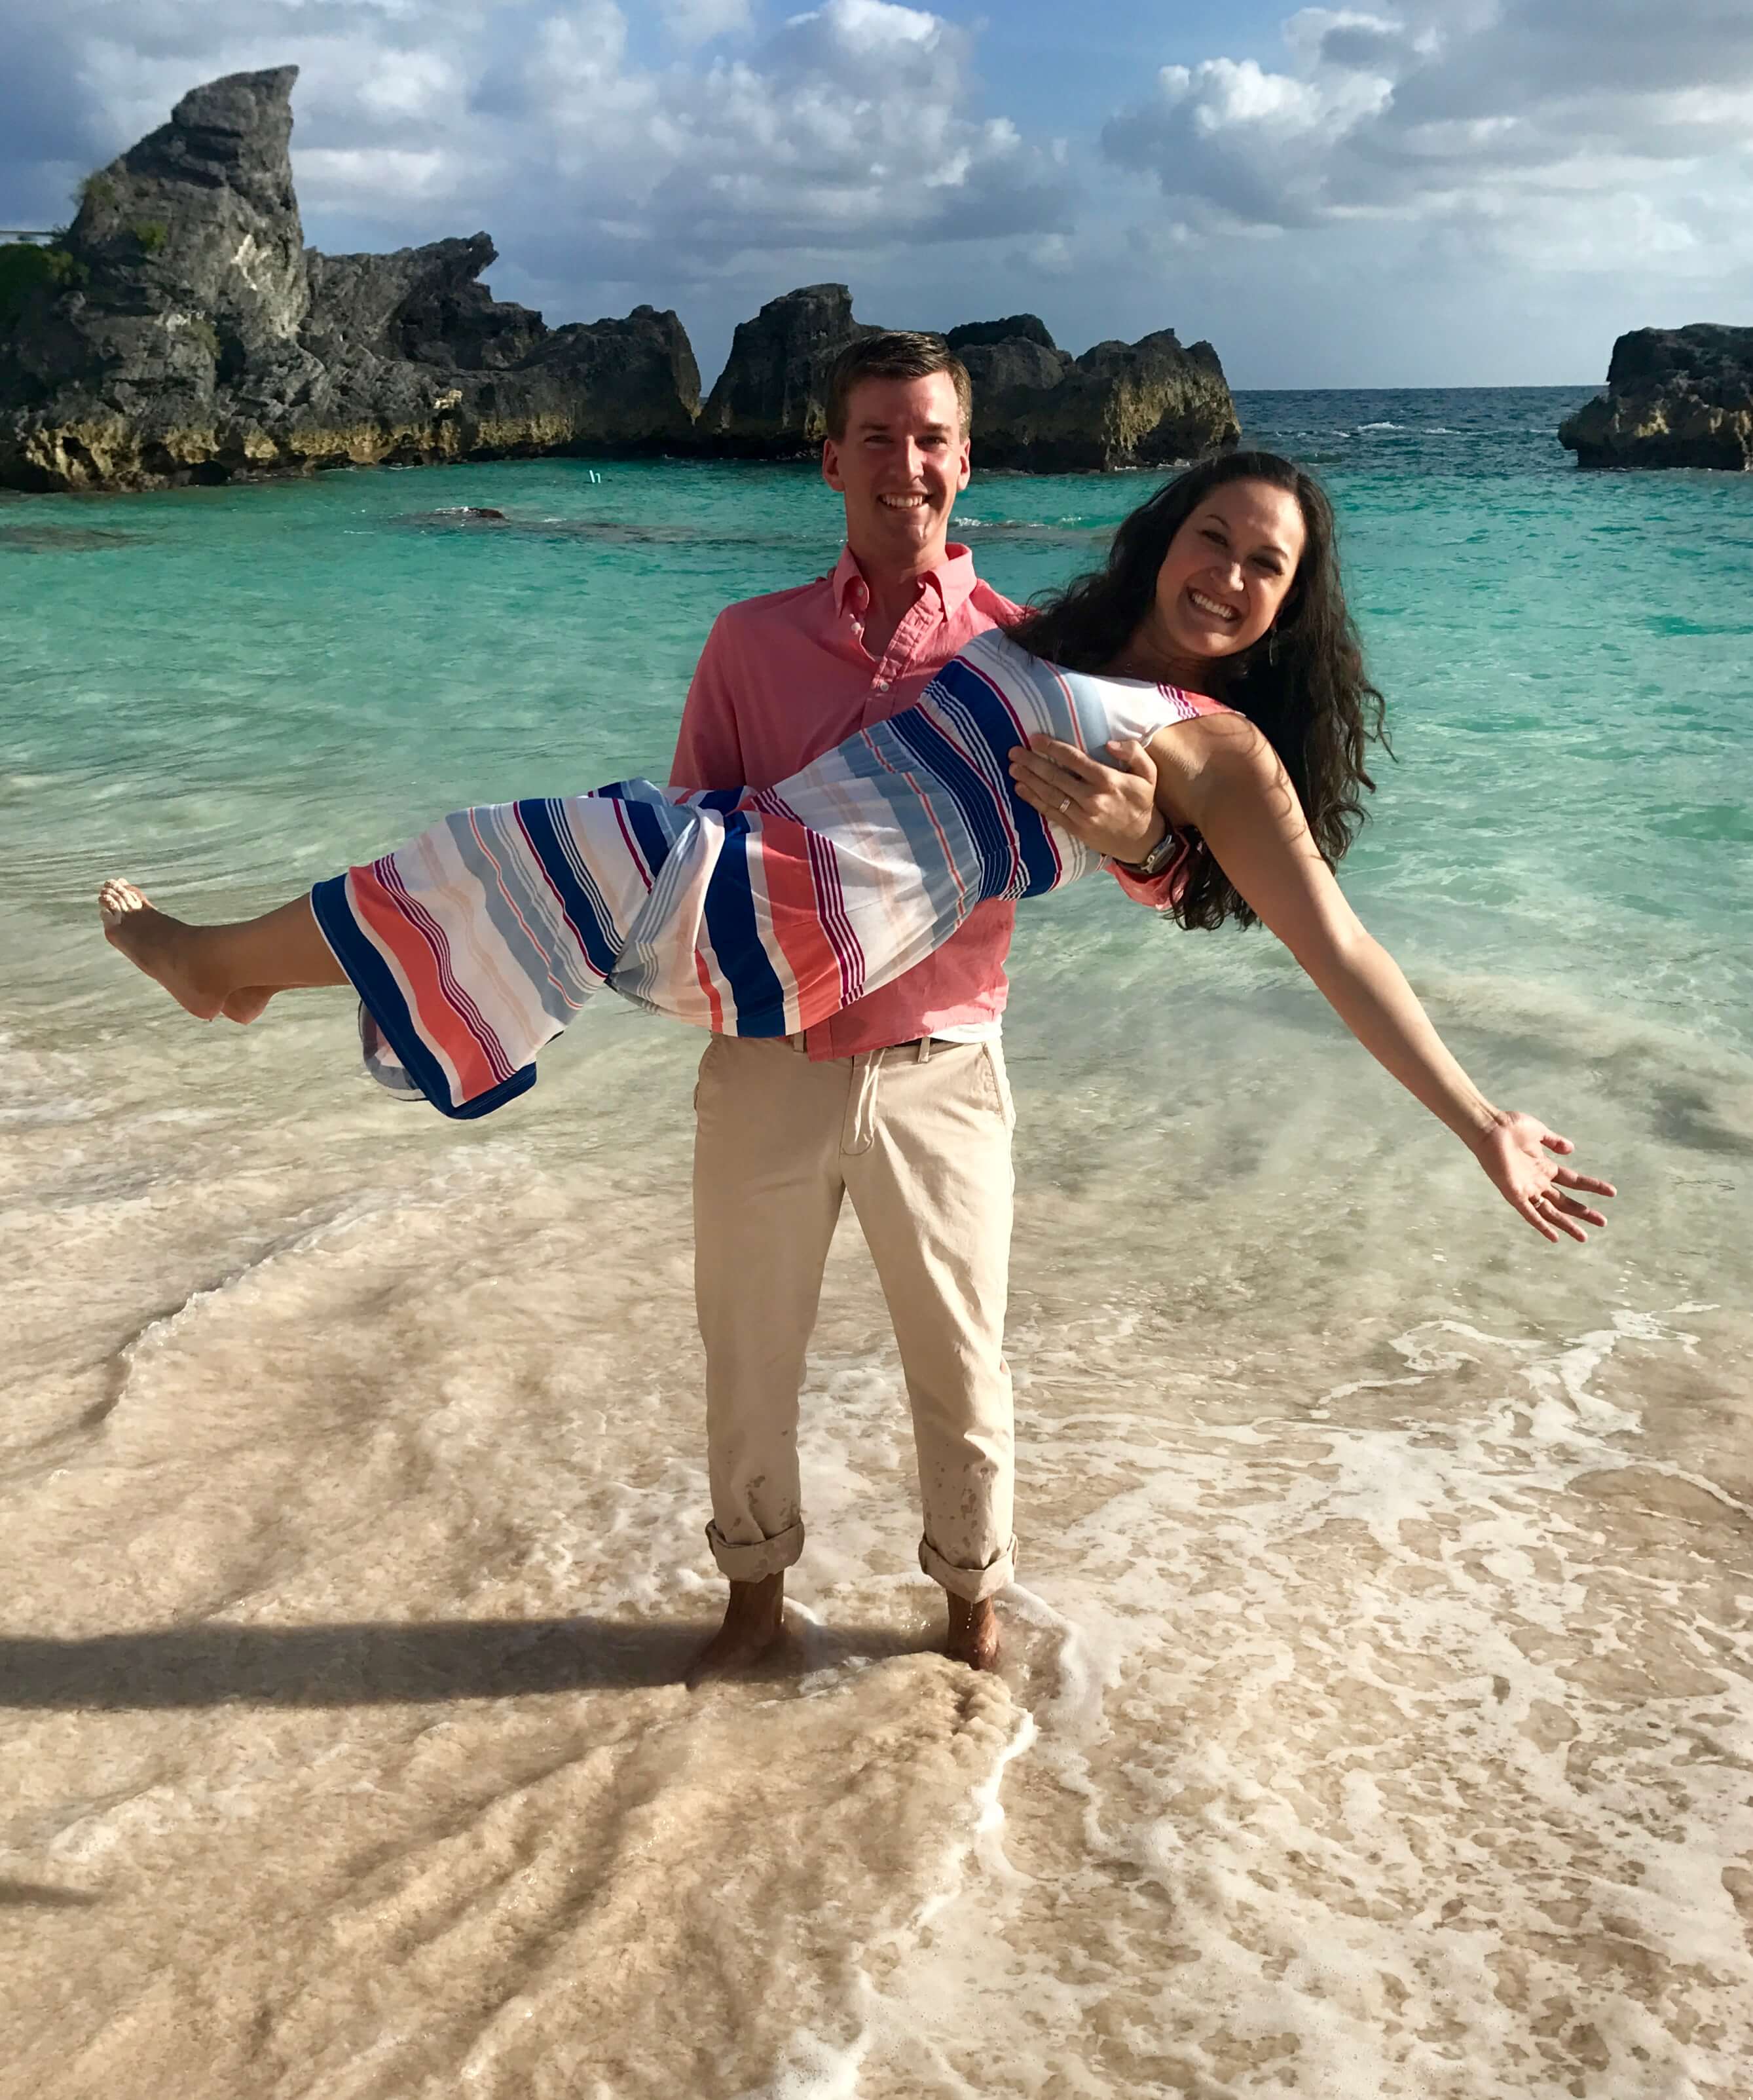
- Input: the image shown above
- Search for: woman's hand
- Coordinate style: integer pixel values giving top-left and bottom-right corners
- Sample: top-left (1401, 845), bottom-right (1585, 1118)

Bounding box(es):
top-left (1470, 1112), bottom-right (1616, 1242)
top-left (1008, 736), bottom-right (1166, 865)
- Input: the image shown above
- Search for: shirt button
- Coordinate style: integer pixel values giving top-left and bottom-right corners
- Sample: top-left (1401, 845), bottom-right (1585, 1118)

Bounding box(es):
top-left (874, 678), bottom-right (891, 692)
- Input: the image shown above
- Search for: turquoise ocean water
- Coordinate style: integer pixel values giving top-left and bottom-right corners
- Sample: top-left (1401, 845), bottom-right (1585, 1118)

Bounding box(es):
top-left (3, 390), bottom-right (1751, 2098)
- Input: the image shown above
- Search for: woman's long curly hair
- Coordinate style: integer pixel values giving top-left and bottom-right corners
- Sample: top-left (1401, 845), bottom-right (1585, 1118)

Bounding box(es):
top-left (1006, 449), bottom-right (1388, 931)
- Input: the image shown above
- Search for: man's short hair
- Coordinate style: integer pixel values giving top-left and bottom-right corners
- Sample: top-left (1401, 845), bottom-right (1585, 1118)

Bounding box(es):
top-left (824, 331), bottom-right (973, 442)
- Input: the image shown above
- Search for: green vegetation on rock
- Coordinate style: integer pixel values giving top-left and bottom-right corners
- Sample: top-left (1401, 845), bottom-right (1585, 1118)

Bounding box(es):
top-left (0, 243), bottom-right (86, 326)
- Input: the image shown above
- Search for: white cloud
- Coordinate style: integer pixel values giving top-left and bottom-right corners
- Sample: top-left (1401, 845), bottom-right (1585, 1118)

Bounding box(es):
top-left (9, 0), bottom-right (1067, 288)
top-left (656, 0), bottom-right (753, 45)
top-left (1103, 0), bottom-right (1753, 261)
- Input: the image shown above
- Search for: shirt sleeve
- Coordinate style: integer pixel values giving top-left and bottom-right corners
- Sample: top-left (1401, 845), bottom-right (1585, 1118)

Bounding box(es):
top-left (669, 611), bottom-right (747, 793)
top-left (1105, 854), bottom-right (1182, 912)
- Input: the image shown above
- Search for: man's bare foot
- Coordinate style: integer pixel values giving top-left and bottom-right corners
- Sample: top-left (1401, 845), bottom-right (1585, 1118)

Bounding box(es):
top-left (221, 986), bottom-right (276, 1025)
top-left (98, 880), bottom-right (227, 1020)
top-left (946, 1596), bottom-right (1001, 1672)
top-left (685, 1573), bottom-right (786, 1689)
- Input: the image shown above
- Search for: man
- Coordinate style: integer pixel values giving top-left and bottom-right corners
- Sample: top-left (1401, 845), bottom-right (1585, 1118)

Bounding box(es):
top-left (673, 333), bottom-right (1181, 1680)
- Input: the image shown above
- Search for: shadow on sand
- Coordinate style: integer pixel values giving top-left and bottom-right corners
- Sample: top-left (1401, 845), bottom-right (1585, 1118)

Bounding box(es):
top-left (0, 1615), bottom-right (932, 1710)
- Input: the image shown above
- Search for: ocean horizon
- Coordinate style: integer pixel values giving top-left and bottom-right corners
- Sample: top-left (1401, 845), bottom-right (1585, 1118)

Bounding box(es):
top-left (3, 384), bottom-right (1750, 2099)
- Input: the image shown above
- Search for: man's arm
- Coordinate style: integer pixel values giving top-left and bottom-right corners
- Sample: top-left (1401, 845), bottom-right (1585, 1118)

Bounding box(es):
top-left (670, 611), bottom-right (747, 793)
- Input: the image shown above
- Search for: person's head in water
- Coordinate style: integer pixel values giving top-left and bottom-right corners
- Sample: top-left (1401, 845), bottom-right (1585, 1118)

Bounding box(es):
top-left (1010, 450), bottom-right (1388, 932)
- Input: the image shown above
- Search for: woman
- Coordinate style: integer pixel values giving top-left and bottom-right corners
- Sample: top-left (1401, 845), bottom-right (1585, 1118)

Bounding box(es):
top-left (99, 453), bottom-right (1614, 1243)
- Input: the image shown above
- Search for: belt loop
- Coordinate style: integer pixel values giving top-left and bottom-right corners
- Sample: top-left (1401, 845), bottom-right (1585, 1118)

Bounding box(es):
top-left (916, 1034), bottom-right (934, 1065)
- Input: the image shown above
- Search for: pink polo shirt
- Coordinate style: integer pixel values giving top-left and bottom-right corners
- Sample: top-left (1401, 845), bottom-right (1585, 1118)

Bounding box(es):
top-left (671, 544), bottom-right (1170, 1059)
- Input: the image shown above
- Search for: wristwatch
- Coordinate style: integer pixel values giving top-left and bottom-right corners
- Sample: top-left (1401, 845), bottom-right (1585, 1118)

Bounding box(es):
top-left (1115, 823), bottom-right (1181, 880)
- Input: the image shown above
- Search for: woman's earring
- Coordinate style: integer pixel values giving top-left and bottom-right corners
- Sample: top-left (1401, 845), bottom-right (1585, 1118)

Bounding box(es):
top-left (1265, 628), bottom-right (1282, 667)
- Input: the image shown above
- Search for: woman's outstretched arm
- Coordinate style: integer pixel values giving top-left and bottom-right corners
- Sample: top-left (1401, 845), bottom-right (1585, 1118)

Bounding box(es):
top-left (1151, 717), bottom-right (1616, 1243)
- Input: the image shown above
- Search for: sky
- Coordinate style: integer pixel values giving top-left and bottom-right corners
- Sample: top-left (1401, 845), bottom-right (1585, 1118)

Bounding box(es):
top-left (3, 0), bottom-right (1750, 389)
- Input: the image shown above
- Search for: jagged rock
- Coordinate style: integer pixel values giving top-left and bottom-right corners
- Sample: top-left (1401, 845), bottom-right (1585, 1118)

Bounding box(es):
top-left (0, 67), bottom-right (701, 491)
top-left (946, 314), bottom-right (1056, 352)
top-left (961, 326), bottom-right (1238, 472)
top-left (695, 284), bottom-right (878, 455)
top-left (697, 291), bottom-right (1238, 471)
top-left (1559, 326), bottom-right (1753, 470)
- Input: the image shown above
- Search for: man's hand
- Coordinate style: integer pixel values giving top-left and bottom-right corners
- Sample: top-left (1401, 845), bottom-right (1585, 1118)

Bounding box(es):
top-left (1008, 735), bottom-right (1167, 865)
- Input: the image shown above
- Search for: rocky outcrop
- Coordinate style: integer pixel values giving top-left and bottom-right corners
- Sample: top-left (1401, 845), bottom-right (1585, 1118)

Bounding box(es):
top-left (1559, 326), bottom-right (1753, 470)
top-left (956, 323), bottom-right (1238, 472)
top-left (0, 65), bottom-right (1241, 490)
top-left (695, 284), bottom-right (877, 455)
top-left (945, 314), bottom-right (1056, 352)
top-left (697, 291), bottom-right (1238, 470)
top-left (0, 68), bottom-right (699, 491)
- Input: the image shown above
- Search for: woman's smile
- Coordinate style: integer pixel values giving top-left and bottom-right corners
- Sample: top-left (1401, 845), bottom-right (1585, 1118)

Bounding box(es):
top-left (1186, 586), bottom-right (1242, 624)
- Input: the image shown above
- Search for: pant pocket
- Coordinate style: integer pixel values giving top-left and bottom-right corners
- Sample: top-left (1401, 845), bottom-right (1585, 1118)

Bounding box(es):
top-left (693, 1035), bottom-right (723, 1114)
top-left (982, 1043), bottom-right (1016, 1130)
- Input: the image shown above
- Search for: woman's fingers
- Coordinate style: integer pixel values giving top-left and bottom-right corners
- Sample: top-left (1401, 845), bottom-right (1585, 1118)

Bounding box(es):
top-left (1532, 1193), bottom-right (1590, 1243)
top-left (1552, 1165), bottom-right (1617, 1199)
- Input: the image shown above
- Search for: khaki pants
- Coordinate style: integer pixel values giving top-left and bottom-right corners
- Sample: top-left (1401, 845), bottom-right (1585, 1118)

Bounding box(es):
top-left (692, 1034), bottom-right (1017, 1603)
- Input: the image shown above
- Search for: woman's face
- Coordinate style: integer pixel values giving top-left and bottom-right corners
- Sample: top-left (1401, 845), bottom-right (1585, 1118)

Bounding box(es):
top-left (1149, 478), bottom-right (1307, 664)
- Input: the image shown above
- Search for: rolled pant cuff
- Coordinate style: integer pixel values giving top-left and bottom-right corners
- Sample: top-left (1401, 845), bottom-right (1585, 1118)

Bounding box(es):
top-left (917, 1533), bottom-right (1015, 1603)
top-left (706, 1518), bottom-right (805, 1583)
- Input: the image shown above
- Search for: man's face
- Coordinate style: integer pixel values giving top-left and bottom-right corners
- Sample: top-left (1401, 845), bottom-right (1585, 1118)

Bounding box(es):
top-left (821, 372), bottom-right (971, 565)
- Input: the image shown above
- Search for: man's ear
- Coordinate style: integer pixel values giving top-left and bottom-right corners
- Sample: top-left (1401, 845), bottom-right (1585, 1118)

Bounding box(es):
top-left (821, 437), bottom-right (845, 493)
top-left (955, 434), bottom-right (971, 491)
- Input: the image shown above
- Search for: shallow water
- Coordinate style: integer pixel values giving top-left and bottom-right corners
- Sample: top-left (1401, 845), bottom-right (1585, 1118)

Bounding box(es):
top-left (2, 388), bottom-right (1750, 2097)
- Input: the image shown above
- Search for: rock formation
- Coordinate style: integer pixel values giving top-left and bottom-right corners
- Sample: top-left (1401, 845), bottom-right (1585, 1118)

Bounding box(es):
top-left (1559, 326), bottom-right (1753, 470)
top-left (951, 319), bottom-right (1239, 472)
top-left (0, 68), bottom-right (699, 491)
top-left (0, 67), bottom-right (1241, 491)
top-left (945, 314), bottom-right (1056, 352)
top-left (700, 293), bottom-right (1239, 470)
top-left (694, 284), bottom-right (877, 454)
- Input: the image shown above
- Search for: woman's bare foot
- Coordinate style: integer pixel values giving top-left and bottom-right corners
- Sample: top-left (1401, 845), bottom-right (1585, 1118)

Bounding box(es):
top-left (98, 880), bottom-right (227, 1021)
top-left (946, 1596), bottom-right (1001, 1672)
top-left (685, 1573), bottom-right (786, 1688)
top-left (221, 986), bottom-right (276, 1025)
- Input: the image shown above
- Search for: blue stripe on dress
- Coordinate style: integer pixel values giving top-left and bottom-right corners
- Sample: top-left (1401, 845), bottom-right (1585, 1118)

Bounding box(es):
top-left (703, 813), bottom-right (790, 1037)
top-left (884, 704), bottom-right (1017, 904)
top-left (927, 658), bottom-right (1065, 899)
top-left (310, 875), bottom-right (538, 1120)
top-left (518, 798), bottom-right (622, 983)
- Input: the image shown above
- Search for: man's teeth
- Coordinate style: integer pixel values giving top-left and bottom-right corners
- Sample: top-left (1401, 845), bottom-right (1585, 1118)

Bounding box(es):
top-left (1188, 588), bottom-right (1239, 620)
top-left (881, 495), bottom-right (927, 507)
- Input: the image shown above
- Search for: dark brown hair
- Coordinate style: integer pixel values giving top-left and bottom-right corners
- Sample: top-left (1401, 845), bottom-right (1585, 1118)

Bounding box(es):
top-left (824, 331), bottom-right (972, 441)
top-left (1008, 450), bottom-right (1389, 931)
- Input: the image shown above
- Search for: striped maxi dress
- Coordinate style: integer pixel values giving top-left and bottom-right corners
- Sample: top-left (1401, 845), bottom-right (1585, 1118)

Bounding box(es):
top-left (310, 627), bottom-right (1229, 1118)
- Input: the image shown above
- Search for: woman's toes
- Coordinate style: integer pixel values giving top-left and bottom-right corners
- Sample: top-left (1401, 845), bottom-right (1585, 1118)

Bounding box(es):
top-left (98, 878), bottom-right (149, 928)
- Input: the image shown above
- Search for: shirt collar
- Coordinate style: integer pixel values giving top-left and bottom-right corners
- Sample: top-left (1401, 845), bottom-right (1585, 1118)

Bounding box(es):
top-left (832, 542), bottom-right (979, 619)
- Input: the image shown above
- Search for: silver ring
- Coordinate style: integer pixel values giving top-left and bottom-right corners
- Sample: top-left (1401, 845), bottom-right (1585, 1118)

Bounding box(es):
top-left (1059, 795), bottom-right (1070, 813)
